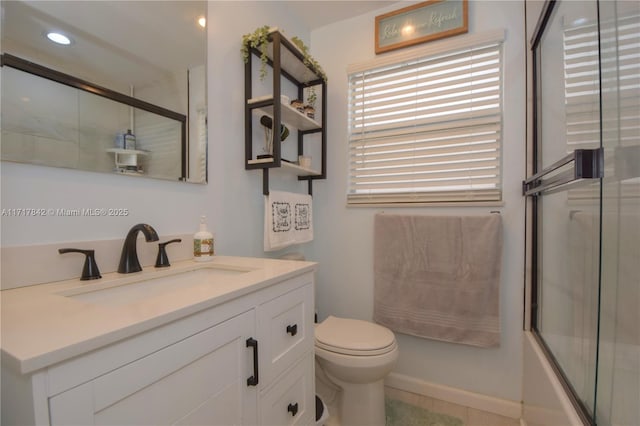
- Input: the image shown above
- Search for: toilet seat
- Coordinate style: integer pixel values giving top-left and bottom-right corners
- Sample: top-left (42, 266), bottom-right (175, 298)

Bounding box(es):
top-left (315, 316), bottom-right (397, 356)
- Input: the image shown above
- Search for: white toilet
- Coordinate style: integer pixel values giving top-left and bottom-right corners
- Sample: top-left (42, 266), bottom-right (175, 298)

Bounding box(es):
top-left (315, 316), bottom-right (399, 426)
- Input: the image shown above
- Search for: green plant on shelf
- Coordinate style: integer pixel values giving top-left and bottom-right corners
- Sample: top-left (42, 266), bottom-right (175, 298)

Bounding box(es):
top-left (290, 36), bottom-right (327, 83)
top-left (241, 27), bottom-right (327, 83)
top-left (306, 86), bottom-right (317, 109)
top-left (241, 25), bottom-right (271, 81)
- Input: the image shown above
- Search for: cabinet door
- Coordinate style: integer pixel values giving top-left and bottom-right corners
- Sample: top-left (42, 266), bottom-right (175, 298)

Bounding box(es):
top-left (257, 283), bottom-right (314, 385)
top-left (49, 310), bottom-right (257, 426)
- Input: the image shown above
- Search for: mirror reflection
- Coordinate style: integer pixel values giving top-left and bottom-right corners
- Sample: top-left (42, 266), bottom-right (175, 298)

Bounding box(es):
top-left (1, 0), bottom-right (207, 183)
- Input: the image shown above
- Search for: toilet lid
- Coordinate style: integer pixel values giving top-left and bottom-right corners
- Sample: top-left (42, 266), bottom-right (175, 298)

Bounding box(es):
top-left (315, 316), bottom-right (396, 355)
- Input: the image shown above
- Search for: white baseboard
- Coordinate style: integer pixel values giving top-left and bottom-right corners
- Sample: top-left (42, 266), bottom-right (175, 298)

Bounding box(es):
top-left (385, 372), bottom-right (522, 420)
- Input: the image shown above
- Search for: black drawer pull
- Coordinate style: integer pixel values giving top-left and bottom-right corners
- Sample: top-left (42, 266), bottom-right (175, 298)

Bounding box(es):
top-left (246, 338), bottom-right (259, 386)
top-left (287, 402), bottom-right (299, 416)
top-left (286, 324), bottom-right (298, 336)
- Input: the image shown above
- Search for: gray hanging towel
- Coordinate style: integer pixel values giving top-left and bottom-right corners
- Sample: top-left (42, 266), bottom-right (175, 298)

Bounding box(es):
top-left (373, 213), bottom-right (503, 348)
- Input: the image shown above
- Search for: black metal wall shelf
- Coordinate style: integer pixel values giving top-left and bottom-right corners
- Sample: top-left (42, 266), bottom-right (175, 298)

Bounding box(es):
top-left (244, 28), bottom-right (327, 196)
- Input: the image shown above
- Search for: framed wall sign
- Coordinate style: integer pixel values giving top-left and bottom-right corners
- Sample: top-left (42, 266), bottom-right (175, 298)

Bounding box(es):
top-left (375, 0), bottom-right (468, 54)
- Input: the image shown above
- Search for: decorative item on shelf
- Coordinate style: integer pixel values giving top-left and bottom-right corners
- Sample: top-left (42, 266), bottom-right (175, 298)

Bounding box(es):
top-left (116, 153), bottom-right (141, 173)
top-left (241, 27), bottom-right (328, 83)
top-left (241, 25), bottom-right (271, 81)
top-left (106, 147), bottom-right (148, 175)
top-left (258, 115), bottom-right (289, 159)
top-left (298, 155), bottom-right (311, 169)
top-left (111, 130), bottom-right (143, 173)
top-left (115, 129), bottom-right (136, 150)
top-left (290, 36), bottom-right (328, 82)
top-left (306, 86), bottom-right (317, 107)
top-left (304, 86), bottom-right (317, 119)
top-left (303, 105), bottom-right (315, 120)
top-left (290, 99), bottom-right (305, 113)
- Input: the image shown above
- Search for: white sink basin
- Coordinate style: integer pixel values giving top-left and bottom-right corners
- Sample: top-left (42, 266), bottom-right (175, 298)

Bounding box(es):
top-left (60, 265), bottom-right (253, 308)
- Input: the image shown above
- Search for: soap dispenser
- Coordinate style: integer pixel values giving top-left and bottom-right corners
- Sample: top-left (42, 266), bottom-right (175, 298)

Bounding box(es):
top-left (193, 216), bottom-right (214, 261)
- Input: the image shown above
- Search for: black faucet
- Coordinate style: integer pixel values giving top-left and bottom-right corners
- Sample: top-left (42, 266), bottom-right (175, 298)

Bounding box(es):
top-left (118, 224), bottom-right (159, 273)
top-left (155, 239), bottom-right (182, 268)
top-left (58, 248), bottom-right (102, 280)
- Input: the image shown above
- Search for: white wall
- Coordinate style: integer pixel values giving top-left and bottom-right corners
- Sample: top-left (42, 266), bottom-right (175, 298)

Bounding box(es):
top-left (308, 1), bottom-right (526, 401)
top-left (1, 2), bottom-right (312, 257)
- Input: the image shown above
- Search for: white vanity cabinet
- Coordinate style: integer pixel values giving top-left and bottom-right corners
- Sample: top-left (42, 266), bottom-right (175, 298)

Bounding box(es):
top-left (1, 267), bottom-right (315, 426)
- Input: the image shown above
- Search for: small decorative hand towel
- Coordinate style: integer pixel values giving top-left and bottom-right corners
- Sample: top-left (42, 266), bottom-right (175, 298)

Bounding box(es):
top-left (264, 191), bottom-right (313, 251)
top-left (373, 214), bottom-right (503, 348)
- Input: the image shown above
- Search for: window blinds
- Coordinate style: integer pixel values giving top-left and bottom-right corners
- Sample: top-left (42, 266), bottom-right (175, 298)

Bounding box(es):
top-left (347, 38), bottom-right (503, 204)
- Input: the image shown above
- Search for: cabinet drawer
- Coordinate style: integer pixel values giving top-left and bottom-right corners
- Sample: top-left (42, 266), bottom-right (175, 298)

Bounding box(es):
top-left (259, 355), bottom-right (314, 426)
top-left (257, 283), bottom-right (314, 384)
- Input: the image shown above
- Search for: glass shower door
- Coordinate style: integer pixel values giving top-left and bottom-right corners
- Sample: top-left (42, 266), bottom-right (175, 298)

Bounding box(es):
top-left (527, 0), bottom-right (603, 420)
top-left (527, 0), bottom-right (640, 424)
top-left (596, 1), bottom-right (640, 425)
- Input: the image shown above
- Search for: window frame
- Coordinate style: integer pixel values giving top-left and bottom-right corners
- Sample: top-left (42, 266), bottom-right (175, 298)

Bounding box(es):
top-left (346, 30), bottom-right (506, 206)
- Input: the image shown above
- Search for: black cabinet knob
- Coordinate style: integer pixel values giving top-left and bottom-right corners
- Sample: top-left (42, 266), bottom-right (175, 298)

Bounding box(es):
top-left (286, 324), bottom-right (298, 336)
top-left (287, 402), bottom-right (299, 416)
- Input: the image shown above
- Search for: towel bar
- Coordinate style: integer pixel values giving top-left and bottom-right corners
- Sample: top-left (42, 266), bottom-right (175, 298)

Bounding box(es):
top-left (262, 168), bottom-right (313, 196)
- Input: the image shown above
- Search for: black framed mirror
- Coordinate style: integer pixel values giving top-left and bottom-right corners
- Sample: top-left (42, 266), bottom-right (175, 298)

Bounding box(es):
top-left (0, 0), bottom-right (207, 183)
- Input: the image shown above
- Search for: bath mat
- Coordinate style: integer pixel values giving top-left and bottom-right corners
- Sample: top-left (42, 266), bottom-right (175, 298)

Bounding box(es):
top-left (385, 397), bottom-right (464, 426)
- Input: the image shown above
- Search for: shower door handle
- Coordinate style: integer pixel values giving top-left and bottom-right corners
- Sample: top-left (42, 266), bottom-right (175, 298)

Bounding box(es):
top-left (523, 148), bottom-right (603, 196)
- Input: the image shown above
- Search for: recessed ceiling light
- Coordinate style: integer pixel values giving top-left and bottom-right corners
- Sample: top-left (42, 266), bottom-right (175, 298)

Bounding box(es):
top-left (46, 32), bottom-right (72, 45)
top-left (198, 17), bottom-right (206, 28)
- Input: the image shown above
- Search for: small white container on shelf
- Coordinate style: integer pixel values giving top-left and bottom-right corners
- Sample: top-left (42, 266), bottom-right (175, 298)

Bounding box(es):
top-left (298, 155), bottom-right (311, 169)
top-left (106, 148), bottom-right (148, 174)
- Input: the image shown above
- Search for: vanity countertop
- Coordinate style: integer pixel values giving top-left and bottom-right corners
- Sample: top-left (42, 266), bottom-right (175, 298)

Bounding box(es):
top-left (1, 256), bottom-right (316, 375)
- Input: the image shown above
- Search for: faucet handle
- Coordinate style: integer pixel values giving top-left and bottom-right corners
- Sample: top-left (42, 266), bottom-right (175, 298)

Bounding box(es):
top-left (58, 248), bottom-right (102, 280)
top-left (155, 239), bottom-right (182, 268)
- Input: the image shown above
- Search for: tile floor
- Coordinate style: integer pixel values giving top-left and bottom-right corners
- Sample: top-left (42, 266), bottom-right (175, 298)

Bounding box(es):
top-left (386, 387), bottom-right (521, 426)
top-left (320, 386), bottom-right (521, 426)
